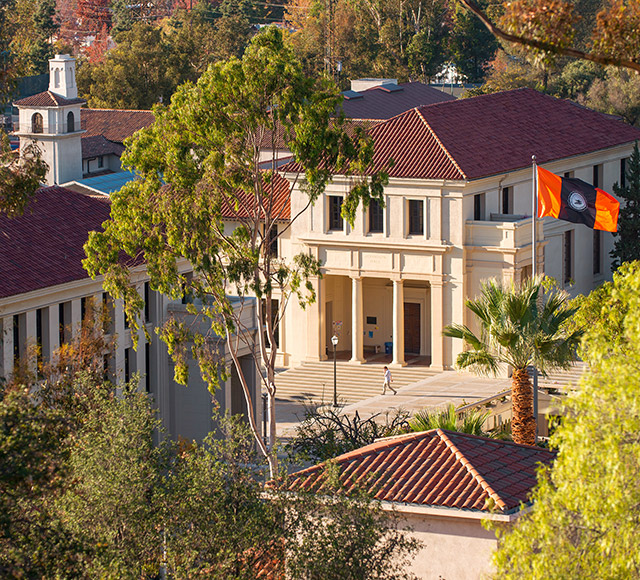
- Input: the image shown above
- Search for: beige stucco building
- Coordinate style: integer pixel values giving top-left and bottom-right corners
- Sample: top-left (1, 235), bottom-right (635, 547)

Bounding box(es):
top-left (278, 89), bottom-right (640, 374)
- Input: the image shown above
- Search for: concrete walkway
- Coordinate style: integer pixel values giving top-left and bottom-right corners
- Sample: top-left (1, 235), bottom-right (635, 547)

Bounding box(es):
top-left (275, 370), bottom-right (513, 438)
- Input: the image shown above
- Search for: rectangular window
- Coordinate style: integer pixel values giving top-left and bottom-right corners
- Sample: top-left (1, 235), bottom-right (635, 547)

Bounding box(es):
top-left (593, 230), bottom-right (602, 275)
top-left (124, 348), bottom-right (131, 384)
top-left (408, 200), bottom-right (424, 235)
top-left (59, 302), bottom-right (66, 345)
top-left (145, 342), bottom-right (151, 392)
top-left (501, 187), bottom-right (512, 215)
top-left (593, 164), bottom-right (603, 188)
top-left (368, 199), bottom-right (384, 233)
top-left (13, 314), bottom-right (20, 359)
top-left (564, 230), bottom-right (573, 285)
top-left (264, 299), bottom-right (280, 349)
top-left (144, 282), bottom-right (150, 322)
top-left (621, 158), bottom-right (627, 189)
top-left (474, 193), bottom-right (485, 220)
top-left (98, 156), bottom-right (104, 168)
top-left (36, 308), bottom-right (43, 366)
top-left (564, 171), bottom-right (574, 179)
top-left (328, 196), bottom-right (343, 231)
top-left (267, 225), bottom-right (278, 257)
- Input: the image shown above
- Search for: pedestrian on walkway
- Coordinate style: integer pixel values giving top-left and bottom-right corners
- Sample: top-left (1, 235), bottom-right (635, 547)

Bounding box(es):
top-left (382, 366), bottom-right (397, 395)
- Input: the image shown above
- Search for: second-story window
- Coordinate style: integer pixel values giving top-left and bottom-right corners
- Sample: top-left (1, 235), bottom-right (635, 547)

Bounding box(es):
top-left (564, 230), bottom-right (573, 285)
top-left (328, 196), bottom-right (344, 231)
top-left (621, 158), bottom-right (628, 189)
top-left (408, 199), bottom-right (424, 235)
top-left (368, 199), bottom-right (383, 233)
top-left (474, 193), bottom-right (485, 220)
top-left (593, 164), bottom-right (603, 189)
top-left (502, 187), bottom-right (512, 214)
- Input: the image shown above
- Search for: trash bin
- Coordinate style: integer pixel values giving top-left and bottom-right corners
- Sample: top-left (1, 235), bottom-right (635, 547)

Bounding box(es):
top-left (384, 342), bottom-right (393, 355)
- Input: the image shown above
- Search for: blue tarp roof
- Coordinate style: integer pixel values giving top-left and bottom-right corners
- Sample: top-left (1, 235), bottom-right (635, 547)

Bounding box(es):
top-left (72, 170), bottom-right (138, 195)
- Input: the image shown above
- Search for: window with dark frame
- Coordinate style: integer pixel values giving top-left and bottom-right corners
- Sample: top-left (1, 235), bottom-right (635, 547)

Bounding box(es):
top-left (368, 199), bottom-right (384, 233)
top-left (36, 308), bottom-right (43, 366)
top-left (564, 230), bottom-right (573, 285)
top-left (502, 187), bottom-right (512, 214)
top-left (67, 111), bottom-right (75, 133)
top-left (593, 229), bottom-right (601, 275)
top-left (145, 342), bottom-right (151, 392)
top-left (408, 199), bottom-right (424, 235)
top-left (593, 164), bottom-right (603, 188)
top-left (144, 282), bottom-right (150, 322)
top-left (621, 158), bottom-right (627, 189)
top-left (328, 196), bottom-right (344, 231)
top-left (124, 348), bottom-right (131, 383)
top-left (267, 225), bottom-right (278, 257)
top-left (263, 299), bottom-right (280, 349)
top-left (474, 193), bottom-right (485, 220)
top-left (31, 113), bottom-right (43, 134)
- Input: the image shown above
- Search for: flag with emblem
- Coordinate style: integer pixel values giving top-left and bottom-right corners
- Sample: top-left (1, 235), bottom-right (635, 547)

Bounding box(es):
top-left (537, 166), bottom-right (619, 232)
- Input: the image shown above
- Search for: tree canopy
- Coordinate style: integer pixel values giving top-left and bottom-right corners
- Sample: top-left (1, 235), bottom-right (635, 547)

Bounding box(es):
top-left (492, 261), bottom-right (640, 578)
top-left (83, 26), bottom-right (386, 477)
top-left (443, 276), bottom-right (582, 445)
top-left (611, 142), bottom-right (640, 269)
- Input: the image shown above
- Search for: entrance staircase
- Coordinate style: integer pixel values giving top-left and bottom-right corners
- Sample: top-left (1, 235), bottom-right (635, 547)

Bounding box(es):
top-left (273, 361), bottom-right (436, 405)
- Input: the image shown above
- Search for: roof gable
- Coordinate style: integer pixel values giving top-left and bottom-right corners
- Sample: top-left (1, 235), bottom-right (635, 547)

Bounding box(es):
top-left (14, 90), bottom-right (85, 107)
top-left (284, 429), bottom-right (555, 513)
top-left (366, 88), bottom-right (640, 181)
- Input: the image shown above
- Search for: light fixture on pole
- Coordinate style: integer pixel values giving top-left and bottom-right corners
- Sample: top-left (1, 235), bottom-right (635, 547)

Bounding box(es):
top-left (331, 334), bottom-right (339, 407)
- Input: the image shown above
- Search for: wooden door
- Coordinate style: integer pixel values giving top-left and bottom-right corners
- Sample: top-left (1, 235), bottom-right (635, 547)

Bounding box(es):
top-left (404, 303), bottom-right (421, 354)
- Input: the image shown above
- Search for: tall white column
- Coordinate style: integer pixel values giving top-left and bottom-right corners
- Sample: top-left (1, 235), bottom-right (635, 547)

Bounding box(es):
top-left (431, 281), bottom-right (444, 370)
top-left (392, 279), bottom-right (405, 366)
top-left (350, 277), bottom-right (364, 363)
top-left (1, 316), bottom-right (14, 380)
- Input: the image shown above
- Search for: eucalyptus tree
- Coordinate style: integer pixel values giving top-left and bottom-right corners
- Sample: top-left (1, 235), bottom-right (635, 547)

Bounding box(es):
top-left (443, 277), bottom-right (582, 445)
top-left (83, 26), bottom-right (386, 477)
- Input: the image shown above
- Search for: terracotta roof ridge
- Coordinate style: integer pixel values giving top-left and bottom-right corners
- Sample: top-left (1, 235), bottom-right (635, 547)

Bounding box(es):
top-left (436, 429), bottom-right (507, 511)
top-left (414, 108), bottom-right (467, 180)
top-left (83, 107), bottom-right (153, 113)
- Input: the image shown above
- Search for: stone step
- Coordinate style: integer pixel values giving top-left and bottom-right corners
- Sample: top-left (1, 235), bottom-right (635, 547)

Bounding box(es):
top-left (272, 361), bottom-right (436, 404)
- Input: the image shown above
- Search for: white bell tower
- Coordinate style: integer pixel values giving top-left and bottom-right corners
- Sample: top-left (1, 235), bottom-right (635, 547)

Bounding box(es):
top-left (13, 54), bottom-right (85, 185)
top-left (48, 54), bottom-right (78, 99)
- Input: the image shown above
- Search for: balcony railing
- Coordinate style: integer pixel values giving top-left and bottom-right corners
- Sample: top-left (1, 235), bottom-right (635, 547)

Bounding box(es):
top-left (465, 214), bottom-right (533, 249)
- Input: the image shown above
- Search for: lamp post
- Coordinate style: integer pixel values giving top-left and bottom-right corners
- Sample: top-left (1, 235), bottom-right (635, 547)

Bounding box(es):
top-left (331, 334), bottom-right (339, 407)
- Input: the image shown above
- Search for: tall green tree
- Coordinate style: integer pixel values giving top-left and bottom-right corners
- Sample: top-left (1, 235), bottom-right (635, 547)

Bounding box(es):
top-left (83, 26), bottom-right (386, 477)
top-left (0, 133), bottom-right (48, 217)
top-left (611, 142), bottom-right (640, 270)
top-left (492, 261), bottom-right (640, 578)
top-left (443, 277), bottom-right (582, 446)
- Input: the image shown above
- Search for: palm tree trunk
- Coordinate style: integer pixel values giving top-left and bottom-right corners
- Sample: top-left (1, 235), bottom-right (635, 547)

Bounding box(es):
top-left (511, 368), bottom-right (536, 445)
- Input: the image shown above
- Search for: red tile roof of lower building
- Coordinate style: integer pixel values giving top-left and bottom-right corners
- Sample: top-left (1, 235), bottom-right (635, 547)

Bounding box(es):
top-left (81, 108), bottom-right (155, 144)
top-left (0, 186), bottom-right (112, 299)
top-left (81, 135), bottom-right (125, 159)
top-left (284, 429), bottom-right (556, 514)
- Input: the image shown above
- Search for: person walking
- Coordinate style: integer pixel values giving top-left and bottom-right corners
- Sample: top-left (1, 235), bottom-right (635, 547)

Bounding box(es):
top-left (382, 365), bottom-right (397, 395)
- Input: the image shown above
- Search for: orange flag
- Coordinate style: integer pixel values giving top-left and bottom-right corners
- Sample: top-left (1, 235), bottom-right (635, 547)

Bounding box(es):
top-left (537, 166), bottom-right (619, 232)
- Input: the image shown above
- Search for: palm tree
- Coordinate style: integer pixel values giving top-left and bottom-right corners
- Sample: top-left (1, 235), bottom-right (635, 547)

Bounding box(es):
top-left (443, 277), bottom-right (583, 446)
top-left (408, 404), bottom-right (490, 437)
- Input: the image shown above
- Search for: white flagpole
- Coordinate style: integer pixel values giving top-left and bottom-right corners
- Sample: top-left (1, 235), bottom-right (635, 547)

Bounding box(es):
top-left (532, 155), bottom-right (537, 277)
top-left (531, 154), bottom-right (539, 443)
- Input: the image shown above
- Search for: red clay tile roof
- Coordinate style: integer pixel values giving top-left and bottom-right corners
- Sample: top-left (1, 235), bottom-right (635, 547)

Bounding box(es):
top-left (81, 135), bottom-right (125, 159)
top-left (226, 173), bottom-right (291, 220)
top-left (14, 90), bottom-right (86, 107)
top-left (81, 108), bottom-right (155, 144)
top-left (340, 82), bottom-right (455, 120)
top-left (0, 186), bottom-right (111, 299)
top-left (284, 429), bottom-right (555, 514)
top-left (365, 88), bottom-right (640, 181)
